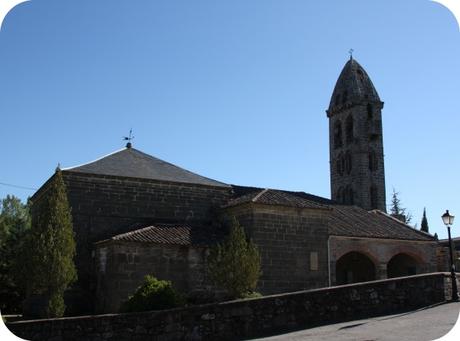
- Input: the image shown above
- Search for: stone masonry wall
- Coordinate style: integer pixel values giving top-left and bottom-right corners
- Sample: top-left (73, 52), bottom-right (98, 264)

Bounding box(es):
top-left (329, 102), bottom-right (386, 211)
top-left (226, 204), bottom-right (330, 294)
top-left (95, 242), bottom-right (210, 313)
top-left (7, 273), bottom-right (454, 341)
top-left (32, 172), bottom-right (231, 314)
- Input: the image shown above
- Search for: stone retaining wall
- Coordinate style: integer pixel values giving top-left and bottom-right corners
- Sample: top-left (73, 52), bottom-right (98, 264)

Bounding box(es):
top-left (7, 272), bottom-right (455, 341)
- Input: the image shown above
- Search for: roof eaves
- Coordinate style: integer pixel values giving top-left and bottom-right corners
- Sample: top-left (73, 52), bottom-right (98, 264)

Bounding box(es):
top-left (372, 210), bottom-right (435, 240)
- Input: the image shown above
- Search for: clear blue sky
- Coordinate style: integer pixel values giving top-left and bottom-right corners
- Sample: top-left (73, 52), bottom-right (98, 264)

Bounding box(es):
top-left (1, 0), bottom-right (459, 239)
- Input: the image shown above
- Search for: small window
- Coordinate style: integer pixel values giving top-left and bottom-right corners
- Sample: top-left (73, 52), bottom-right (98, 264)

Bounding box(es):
top-left (345, 152), bottom-right (352, 174)
top-left (334, 121), bottom-right (343, 149)
top-left (345, 185), bottom-right (354, 205)
top-left (342, 90), bottom-right (348, 104)
top-left (336, 155), bottom-right (344, 176)
top-left (369, 150), bottom-right (378, 171)
top-left (346, 115), bottom-right (354, 144)
top-left (370, 186), bottom-right (378, 209)
top-left (367, 104), bottom-right (373, 120)
top-left (337, 187), bottom-right (344, 203)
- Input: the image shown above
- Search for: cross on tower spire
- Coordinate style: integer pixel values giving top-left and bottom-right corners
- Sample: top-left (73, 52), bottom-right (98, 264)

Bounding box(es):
top-left (123, 129), bottom-right (135, 148)
top-left (349, 48), bottom-right (354, 60)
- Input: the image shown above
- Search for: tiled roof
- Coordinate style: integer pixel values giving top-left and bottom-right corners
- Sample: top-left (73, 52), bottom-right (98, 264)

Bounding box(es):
top-left (329, 206), bottom-right (434, 241)
top-left (225, 187), bottom-right (329, 209)
top-left (226, 186), bottom-right (434, 241)
top-left (63, 147), bottom-right (229, 188)
top-left (101, 224), bottom-right (223, 246)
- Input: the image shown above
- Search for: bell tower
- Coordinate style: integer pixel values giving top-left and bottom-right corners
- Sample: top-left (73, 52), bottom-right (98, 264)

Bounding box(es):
top-left (326, 57), bottom-right (386, 212)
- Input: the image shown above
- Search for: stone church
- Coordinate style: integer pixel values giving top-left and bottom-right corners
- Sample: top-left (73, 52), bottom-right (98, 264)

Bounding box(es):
top-left (31, 57), bottom-right (437, 314)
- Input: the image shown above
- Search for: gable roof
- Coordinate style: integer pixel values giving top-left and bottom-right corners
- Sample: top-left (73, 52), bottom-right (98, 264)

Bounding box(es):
top-left (63, 147), bottom-right (229, 188)
top-left (97, 224), bottom-right (223, 247)
top-left (329, 206), bottom-right (434, 241)
top-left (225, 187), bottom-right (329, 209)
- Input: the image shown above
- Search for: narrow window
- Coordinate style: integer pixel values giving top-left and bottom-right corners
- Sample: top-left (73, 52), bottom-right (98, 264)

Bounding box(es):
top-left (367, 103), bottom-right (373, 120)
top-left (335, 94), bottom-right (341, 106)
top-left (342, 90), bottom-right (348, 104)
top-left (337, 187), bottom-right (344, 203)
top-left (346, 115), bottom-right (354, 144)
top-left (369, 150), bottom-right (378, 171)
top-left (345, 151), bottom-right (352, 174)
top-left (345, 185), bottom-right (354, 205)
top-left (370, 186), bottom-right (378, 209)
top-left (334, 121), bottom-right (343, 149)
top-left (336, 155), bottom-right (344, 176)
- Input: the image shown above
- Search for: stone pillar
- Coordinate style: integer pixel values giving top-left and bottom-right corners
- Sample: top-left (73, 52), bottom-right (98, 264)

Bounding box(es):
top-left (377, 262), bottom-right (387, 280)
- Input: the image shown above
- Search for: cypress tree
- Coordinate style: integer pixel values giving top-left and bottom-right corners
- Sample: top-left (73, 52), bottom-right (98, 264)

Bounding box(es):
top-left (207, 216), bottom-right (261, 299)
top-left (421, 207), bottom-right (429, 233)
top-left (26, 169), bottom-right (77, 317)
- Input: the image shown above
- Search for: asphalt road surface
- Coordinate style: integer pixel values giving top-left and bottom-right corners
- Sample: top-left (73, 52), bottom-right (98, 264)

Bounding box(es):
top-left (250, 302), bottom-right (460, 341)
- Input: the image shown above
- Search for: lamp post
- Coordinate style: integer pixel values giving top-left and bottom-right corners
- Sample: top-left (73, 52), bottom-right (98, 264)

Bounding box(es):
top-left (442, 210), bottom-right (458, 302)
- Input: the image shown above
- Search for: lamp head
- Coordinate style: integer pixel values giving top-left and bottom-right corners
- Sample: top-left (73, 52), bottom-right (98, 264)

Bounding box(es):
top-left (442, 210), bottom-right (455, 226)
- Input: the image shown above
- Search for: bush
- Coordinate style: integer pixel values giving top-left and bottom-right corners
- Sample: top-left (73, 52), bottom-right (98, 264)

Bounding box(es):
top-left (240, 291), bottom-right (263, 299)
top-left (120, 275), bottom-right (185, 313)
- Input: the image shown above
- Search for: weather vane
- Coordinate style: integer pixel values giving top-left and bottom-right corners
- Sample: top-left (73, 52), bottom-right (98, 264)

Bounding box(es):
top-left (349, 48), bottom-right (354, 60)
top-left (123, 129), bottom-right (134, 148)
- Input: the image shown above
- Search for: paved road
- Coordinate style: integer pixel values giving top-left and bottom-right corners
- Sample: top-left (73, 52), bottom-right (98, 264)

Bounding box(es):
top-left (251, 302), bottom-right (460, 341)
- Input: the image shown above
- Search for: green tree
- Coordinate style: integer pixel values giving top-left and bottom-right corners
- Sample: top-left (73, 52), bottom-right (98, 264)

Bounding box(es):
top-left (420, 207), bottom-right (429, 233)
top-left (207, 217), bottom-right (261, 299)
top-left (0, 195), bottom-right (31, 313)
top-left (389, 189), bottom-right (412, 224)
top-left (25, 169), bottom-right (77, 317)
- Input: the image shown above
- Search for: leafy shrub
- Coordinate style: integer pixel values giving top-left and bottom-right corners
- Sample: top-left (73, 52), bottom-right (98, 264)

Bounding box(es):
top-left (240, 291), bottom-right (263, 299)
top-left (120, 275), bottom-right (185, 313)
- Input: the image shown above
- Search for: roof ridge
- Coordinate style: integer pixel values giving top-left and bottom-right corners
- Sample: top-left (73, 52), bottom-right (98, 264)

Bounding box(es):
top-left (111, 225), bottom-right (156, 240)
top-left (62, 147), bottom-right (128, 170)
top-left (252, 188), bottom-right (269, 202)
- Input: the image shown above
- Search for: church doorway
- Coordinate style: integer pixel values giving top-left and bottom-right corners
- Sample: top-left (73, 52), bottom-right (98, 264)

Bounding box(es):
top-left (387, 253), bottom-right (419, 278)
top-left (336, 251), bottom-right (376, 285)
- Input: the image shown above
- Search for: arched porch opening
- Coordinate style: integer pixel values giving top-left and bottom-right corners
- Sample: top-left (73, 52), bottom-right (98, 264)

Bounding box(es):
top-left (336, 251), bottom-right (376, 285)
top-left (387, 253), bottom-right (420, 278)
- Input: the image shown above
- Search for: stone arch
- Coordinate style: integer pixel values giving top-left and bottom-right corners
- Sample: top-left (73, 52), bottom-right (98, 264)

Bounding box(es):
top-left (387, 253), bottom-right (422, 278)
top-left (336, 251), bottom-right (377, 285)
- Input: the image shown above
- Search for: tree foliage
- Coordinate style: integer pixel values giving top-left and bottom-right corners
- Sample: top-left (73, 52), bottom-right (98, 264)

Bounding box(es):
top-left (207, 217), bottom-right (261, 299)
top-left (25, 169), bottom-right (77, 317)
top-left (120, 275), bottom-right (185, 313)
top-left (420, 207), bottom-right (429, 233)
top-left (389, 189), bottom-right (412, 224)
top-left (0, 195), bottom-right (31, 313)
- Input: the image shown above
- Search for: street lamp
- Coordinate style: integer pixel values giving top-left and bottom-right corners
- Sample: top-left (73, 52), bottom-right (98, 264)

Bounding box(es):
top-left (442, 210), bottom-right (458, 301)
